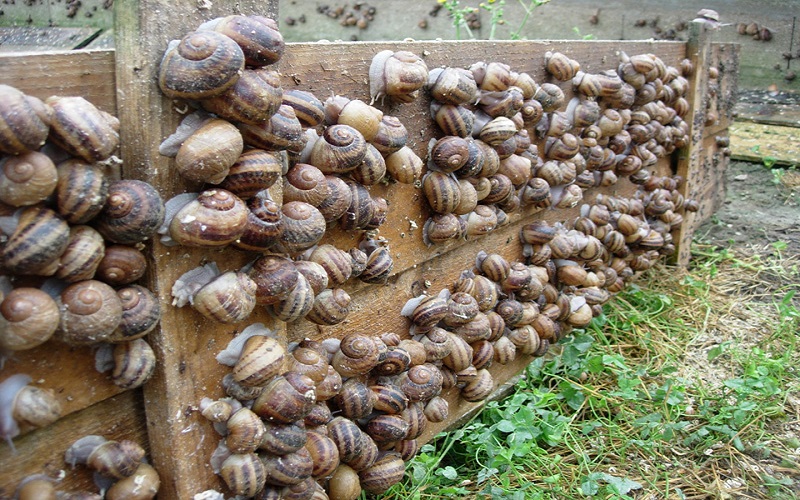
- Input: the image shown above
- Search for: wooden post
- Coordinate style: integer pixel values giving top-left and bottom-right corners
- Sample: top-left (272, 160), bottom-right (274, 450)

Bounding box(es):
top-left (113, 1), bottom-right (281, 497)
top-left (674, 21), bottom-right (711, 266)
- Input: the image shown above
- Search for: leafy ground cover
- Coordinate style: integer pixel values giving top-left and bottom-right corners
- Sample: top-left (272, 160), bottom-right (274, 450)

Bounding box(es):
top-left (381, 241), bottom-right (800, 499)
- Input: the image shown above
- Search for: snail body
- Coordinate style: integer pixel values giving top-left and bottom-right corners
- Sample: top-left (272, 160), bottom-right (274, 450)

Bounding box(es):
top-left (369, 50), bottom-right (429, 103)
top-left (1, 374), bottom-right (62, 449)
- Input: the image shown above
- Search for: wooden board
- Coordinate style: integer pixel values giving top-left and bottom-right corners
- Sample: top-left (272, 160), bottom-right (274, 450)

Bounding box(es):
top-left (0, 27), bottom-right (102, 52)
top-left (734, 102), bottom-right (800, 128)
top-left (0, 10), bottom-right (734, 497)
top-left (729, 122), bottom-right (800, 166)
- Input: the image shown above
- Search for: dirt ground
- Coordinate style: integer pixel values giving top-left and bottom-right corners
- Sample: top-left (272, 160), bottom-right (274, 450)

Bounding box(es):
top-left (696, 160), bottom-right (800, 255)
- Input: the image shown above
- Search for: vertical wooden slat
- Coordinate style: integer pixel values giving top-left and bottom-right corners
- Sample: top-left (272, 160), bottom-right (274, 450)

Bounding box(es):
top-left (113, 1), bottom-right (281, 497)
top-left (674, 22), bottom-right (711, 266)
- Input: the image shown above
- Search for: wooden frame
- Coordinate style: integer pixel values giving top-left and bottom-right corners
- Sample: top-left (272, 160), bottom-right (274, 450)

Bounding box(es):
top-left (0, 1), bottom-right (737, 496)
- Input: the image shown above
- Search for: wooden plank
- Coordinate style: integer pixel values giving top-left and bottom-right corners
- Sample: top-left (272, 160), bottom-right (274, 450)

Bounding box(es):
top-left (113, 2), bottom-right (282, 498)
top-left (734, 102), bottom-right (800, 128)
top-left (0, 390), bottom-right (148, 498)
top-left (0, 27), bottom-right (102, 52)
top-left (0, 50), bottom-right (117, 115)
top-left (729, 122), bottom-right (800, 166)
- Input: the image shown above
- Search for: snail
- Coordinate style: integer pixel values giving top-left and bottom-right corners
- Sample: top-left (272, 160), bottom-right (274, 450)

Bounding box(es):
top-left (324, 96), bottom-right (384, 142)
top-left (219, 452), bottom-right (266, 497)
top-left (385, 145), bottom-right (424, 184)
top-left (0, 152), bottom-right (58, 207)
top-left (251, 371), bottom-right (316, 423)
top-left (165, 189), bottom-right (248, 247)
top-left (56, 279), bottom-right (123, 345)
top-left (95, 338), bottom-right (157, 389)
top-left (94, 179), bottom-right (165, 245)
top-left (201, 67), bottom-right (283, 125)
top-left (233, 189), bottom-right (283, 252)
top-left (174, 118), bottom-right (244, 184)
top-left (54, 158), bottom-right (108, 225)
top-left (0, 84), bottom-right (53, 155)
top-left (239, 104), bottom-right (306, 153)
top-left (369, 50), bottom-right (429, 104)
top-left (1, 206), bottom-right (70, 276)
top-left (308, 124), bottom-right (368, 174)
top-left (282, 89), bottom-right (325, 128)
top-left (65, 435), bottom-right (145, 478)
top-left (106, 462), bottom-right (161, 500)
top-left (54, 225), bottom-right (106, 283)
top-left (200, 15), bottom-right (284, 67)
top-left (371, 114), bottom-right (408, 156)
top-left (217, 325), bottom-right (286, 387)
top-left (95, 245), bottom-right (147, 286)
top-left (0, 287), bottom-right (60, 351)
top-left (158, 30), bottom-right (245, 100)
top-left (46, 96), bottom-right (119, 162)
top-left (427, 67), bottom-right (478, 105)
top-left (0, 374), bottom-right (62, 450)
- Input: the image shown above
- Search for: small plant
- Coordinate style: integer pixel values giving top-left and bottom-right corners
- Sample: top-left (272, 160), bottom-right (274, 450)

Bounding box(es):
top-left (440, 0), bottom-right (551, 40)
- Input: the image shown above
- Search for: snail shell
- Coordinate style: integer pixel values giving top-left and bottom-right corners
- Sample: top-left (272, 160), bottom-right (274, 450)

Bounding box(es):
top-left (0, 375), bottom-right (60, 448)
top-left (283, 163), bottom-right (330, 207)
top-left (249, 254), bottom-right (299, 305)
top-left (423, 396), bottom-right (449, 423)
top-left (427, 67), bottom-right (478, 105)
top-left (95, 245), bottom-right (146, 286)
top-left (493, 335), bottom-right (516, 364)
top-left (251, 371), bottom-right (316, 423)
top-left (306, 288), bottom-right (351, 326)
top-left (350, 143), bottom-right (386, 185)
top-left (219, 452), bottom-right (266, 497)
top-left (0, 85), bottom-right (52, 155)
top-left (358, 452), bottom-right (405, 494)
top-left (331, 333), bottom-right (381, 377)
top-left (232, 334), bottom-right (286, 387)
top-left (461, 368), bottom-right (494, 402)
top-left (277, 201), bottom-right (326, 255)
top-left (478, 116), bottom-right (517, 146)
top-left (328, 464), bottom-right (361, 500)
top-left (371, 115), bottom-right (408, 156)
top-left (283, 89), bottom-right (325, 128)
top-left (339, 180), bottom-right (374, 231)
top-left (327, 417), bottom-right (365, 465)
top-left (110, 338), bottom-right (156, 389)
top-left (369, 50), bottom-right (429, 103)
top-left (201, 67), bottom-right (283, 125)
top-left (308, 124), bottom-right (367, 174)
top-left (106, 462), bottom-right (160, 500)
top-left (432, 103), bottom-right (474, 138)
top-left (315, 365), bottom-right (343, 401)
top-left (46, 96), bottom-right (119, 162)
top-left (203, 15), bottom-right (284, 67)
top-left (359, 246), bottom-right (393, 284)
top-left (385, 145), bottom-right (424, 184)
top-left (325, 97), bottom-right (384, 142)
top-left (192, 271), bottom-right (257, 324)
top-left (545, 51), bottom-right (580, 81)
top-left (57, 279), bottom-right (123, 345)
top-left (0, 288), bottom-right (59, 351)
top-left (533, 83), bottom-right (565, 113)
top-left (334, 378), bottom-right (376, 420)
top-left (305, 430), bottom-right (340, 479)
top-left (175, 118), bottom-right (243, 184)
top-left (234, 189), bottom-right (283, 252)
top-left (442, 333), bottom-right (473, 372)
top-left (2, 206), bottom-right (69, 276)
top-left (259, 420), bottom-right (307, 455)
top-left (373, 347), bottom-right (412, 377)
top-left (421, 327), bottom-right (453, 361)
top-left (306, 244), bottom-right (352, 287)
top-left (287, 346), bottom-right (329, 382)
top-left (169, 189), bottom-right (247, 247)
top-left (397, 363), bottom-right (443, 401)
top-left (305, 402), bottom-right (333, 428)
top-left (371, 383), bottom-right (409, 414)
top-left (107, 285), bottom-right (161, 342)
top-left (268, 272), bottom-right (314, 322)
top-left (225, 407), bottom-right (266, 455)
top-left (0, 152), bottom-right (57, 207)
top-left (158, 30), bottom-right (245, 100)
top-left (94, 180), bottom-right (165, 245)
top-left (422, 171), bottom-right (461, 214)
top-left (294, 260), bottom-right (329, 295)
top-left (65, 435), bottom-right (145, 479)
top-left (238, 104), bottom-right (306, 152)
top-left (55, 159), bottom-right (109, 225)
top-left (55, 225), bottom-right (105, 283)
top-left (316, 175), bottom-right (353, 222)
top-left (365, 414), bottom-right (409, 443)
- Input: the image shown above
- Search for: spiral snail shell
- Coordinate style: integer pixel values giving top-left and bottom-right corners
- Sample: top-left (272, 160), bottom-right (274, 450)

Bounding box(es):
top-left (175, 118), bottom-right (244, 184)
top-left (57, 279), bottom-right (123, 345)
top-left (201, 67), bottom-right (283, 126)
top-left (331, 333), bottom-right (382, 377)
top-left (94, 179), bottom-right (165, 245)
top-left (251, 371), bottom-right (316, 423)
top-left (308, 124), bottom-right (368, 174)
top-left (55, 225), bottom-right (105, 283)
top-left (0, 374), bottom-right (62, 449)
top-left (192, 271), bottom-right (257, 324)
top-left (369, 50), bottom-right (429, 104)
top-left (0, 85), bottom-right (53, 155)
top-left (0, 288), bottom-right (60, 351)
top-left (158, 30), bottom-right (245, 100)
top-left (46, 96), bottom-right (119, 162)
top-left (0, 152), bottom-right (58, 207)
top-left (2, 206), bottom-right (70, 276)
top-left (168, 189), bottom-right (248, 247)
top-left (427, 67), bottom-right (478, 105)
top-left (65, 434), bottom-right (145, 479)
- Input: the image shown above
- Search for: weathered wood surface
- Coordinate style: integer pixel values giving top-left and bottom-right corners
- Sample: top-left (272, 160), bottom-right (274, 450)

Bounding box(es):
top-left (0, 391), bottom-right (148, 498)
top-left (0, 27), bottom-right (102, 52)
top-left (0, 21), bottom-right (734, 498)
top-left (734, 102), bottom-right (800, 128)
top-left (729, 122), bottom-right (800, 166)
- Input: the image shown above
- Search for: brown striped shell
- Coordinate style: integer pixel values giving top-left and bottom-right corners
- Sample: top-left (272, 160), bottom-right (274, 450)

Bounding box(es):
top-left (55, 225), bottom-right (105, 283)
top-left (2, 206), bottom-right (69, 276)
top-left (277, 201), bottom-right (326, 255)
top-left (305, 430), bottom-right (340, 479)
top-left (95, 245), bottom-right (146, 286)
top-left (334, 378), bottom-right (376, 420)
top-left (0, 85), bottom-right (52, 155)
top-left (358, 452), bottom-right (406, 494)
top-left (169, 189), bottom-right (247, 247)
top-left (331, 333), bottom-right (381, 377)
top-left (249, 254), bottom-right (300, 305)
top-left (232, 335), bottom-right (286, 387)
top-left (110, 338), bottom-right (156, 389)
top-left (46, 96), bottom-right (119, 162)
top-left (219, 453), bottom-right (266, 497)
top-left (233, 190), bottom-right (283, 252)
top-left (251, 372), bottom-right (316, 423)
top-left (192, 271), bottom-right (256, 324)
top-left (175, 118), bottom-right (244, 184)
top-left (56, 279), bottom-right (123, 345)
top-left (95, 180), bottom-right (165, 245)
top-left (309, 124), bottom-right (367, 174)
top-left (200, 67), bottom-right (283, 125)
top-left (306, 288), bottom-right (351, 326)
top-left (107, 285), bottom-right (161, 342)
top-left (55, 159), bottom-right (109, 225)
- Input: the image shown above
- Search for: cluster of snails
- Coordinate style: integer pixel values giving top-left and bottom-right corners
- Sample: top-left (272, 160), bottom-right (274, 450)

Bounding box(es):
top-left (414, 49), bottom-right (694, 245)
top-left (203, 324), bottom-right (470, 499)
top-left (53, 434), bottom-right (160, 499)
top-left (0, 84), bottom-right (165, 449)
top-left (172, 241), bottom-right (391, 326)
top-left (736, 21), bottom-right (773, 42)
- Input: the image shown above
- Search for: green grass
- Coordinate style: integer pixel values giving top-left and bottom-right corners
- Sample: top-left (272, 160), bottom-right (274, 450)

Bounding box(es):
top-left (380, 244), bottom-right (800, 499)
